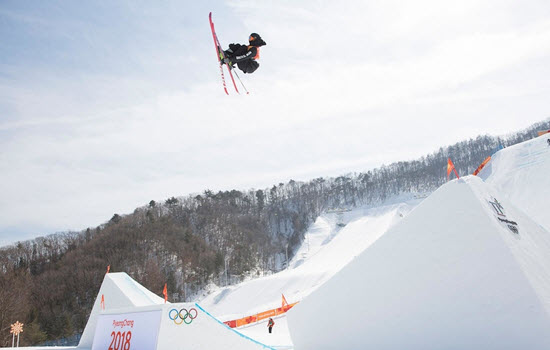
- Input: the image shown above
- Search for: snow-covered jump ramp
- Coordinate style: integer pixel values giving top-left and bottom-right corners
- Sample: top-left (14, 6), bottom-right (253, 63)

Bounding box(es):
top-left (287, 173), bottom-right (550, 349)
top-left (76, 272), bottom-right (274, 350)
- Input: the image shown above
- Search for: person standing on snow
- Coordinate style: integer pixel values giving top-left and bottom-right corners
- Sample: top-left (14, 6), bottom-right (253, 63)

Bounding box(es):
top-left (267, 317), bottom-right (275, 333)
top-left (224, 33), bottom-right (267, 74)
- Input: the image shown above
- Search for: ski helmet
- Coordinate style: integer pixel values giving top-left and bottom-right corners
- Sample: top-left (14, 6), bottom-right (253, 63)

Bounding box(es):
top-left (249, 33), bottom-right (266, 47)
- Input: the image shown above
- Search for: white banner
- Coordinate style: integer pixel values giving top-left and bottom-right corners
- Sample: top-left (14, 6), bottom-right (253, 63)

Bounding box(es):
top-left (91, 310), bottom-right (161, 350)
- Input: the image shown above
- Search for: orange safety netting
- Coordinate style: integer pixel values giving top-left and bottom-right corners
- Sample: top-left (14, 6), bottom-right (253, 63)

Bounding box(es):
top-left (223, 294), bottom-right (298, 328)
top-left (473, 156), bottom-right (491, 176)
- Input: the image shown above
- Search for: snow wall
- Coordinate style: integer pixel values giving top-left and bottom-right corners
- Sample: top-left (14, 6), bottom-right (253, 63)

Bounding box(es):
top-left (287, 175), bottom-right (550, 349)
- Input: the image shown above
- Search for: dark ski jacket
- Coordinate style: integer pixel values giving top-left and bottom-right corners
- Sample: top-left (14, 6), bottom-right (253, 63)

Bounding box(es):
top-left (226, 43), bottom-right (260, 74)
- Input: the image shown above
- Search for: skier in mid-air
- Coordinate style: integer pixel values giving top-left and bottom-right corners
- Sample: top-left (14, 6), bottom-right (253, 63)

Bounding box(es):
top-left (223, 33), bottom-right (267, 74)
top-left (209, 12), bottom-right (264, 94)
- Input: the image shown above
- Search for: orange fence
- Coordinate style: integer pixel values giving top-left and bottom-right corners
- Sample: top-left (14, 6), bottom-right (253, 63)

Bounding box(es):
top-left (473, 156), bottom-right (491, 176)
top-left (223, 294), bottom-right (298, 328)
top-left (538, 130), bottom-right (550, 136)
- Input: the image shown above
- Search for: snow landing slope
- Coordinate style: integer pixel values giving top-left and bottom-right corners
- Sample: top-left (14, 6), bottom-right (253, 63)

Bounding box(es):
top-left (200, 135), bottom-right (550, 349)
top-left (198, 199), bottom-right (421, 347)
top-left (199, 201), bottom-right (420, 317)
top-left (287, 176), bottom-right (550, 350)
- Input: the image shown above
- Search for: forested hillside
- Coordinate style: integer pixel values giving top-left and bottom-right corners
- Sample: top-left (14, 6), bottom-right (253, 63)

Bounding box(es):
top-left (0, 119), bottom-right (548, 346)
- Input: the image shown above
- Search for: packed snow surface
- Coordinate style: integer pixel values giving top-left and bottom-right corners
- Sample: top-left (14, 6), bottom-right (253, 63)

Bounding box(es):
top-left (287, 176), bottom-right (550, 349)
top-left (201, 134), bottom-right (550, 349)
top-left (20, 134), bottom-right (550, 350)
top-left (479, 134), bottom-right (550, 231)
top-left (198, 199), bottom-right (420, 348)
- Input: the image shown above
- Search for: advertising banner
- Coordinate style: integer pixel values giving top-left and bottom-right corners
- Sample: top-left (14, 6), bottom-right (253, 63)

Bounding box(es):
top-left (92, 310), bottom-right (161, 350)
top-left (225, 301), bottom-right (299, 328)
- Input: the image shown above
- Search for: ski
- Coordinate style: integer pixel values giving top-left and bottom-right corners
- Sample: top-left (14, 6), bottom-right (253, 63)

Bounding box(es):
top-left (209, 12), bottom-right (239, 94)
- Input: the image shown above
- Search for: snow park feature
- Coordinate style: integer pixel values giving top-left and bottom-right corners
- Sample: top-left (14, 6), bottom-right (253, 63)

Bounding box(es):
top-left (12, 133), bottom-right (550, 349)
top-left (286, 135), bottom-right (550, 349)
top-left (198, 199), bottom-right (419, 348)
top-left (478, 133), bottom-right (550, 232)
top-left (79, 272), bottom-right (166, 348)
top-left (67, 272), bottom-right (275, 350)
top-left (87, 273), bottom-right (275, 350)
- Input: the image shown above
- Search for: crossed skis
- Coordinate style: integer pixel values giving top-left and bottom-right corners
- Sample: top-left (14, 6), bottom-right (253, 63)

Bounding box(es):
top-left (209, 12), bottom-right (249, 95)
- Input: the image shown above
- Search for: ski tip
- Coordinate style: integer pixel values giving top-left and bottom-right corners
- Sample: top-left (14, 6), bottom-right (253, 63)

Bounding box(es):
top-left (209, 12), bottom-right (212, 19)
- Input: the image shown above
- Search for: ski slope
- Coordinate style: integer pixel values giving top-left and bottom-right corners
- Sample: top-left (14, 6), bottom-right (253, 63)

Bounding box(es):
top-left (200, 134), bottom-right (550, 349)
top-left (18, 134), bottom-right (550, 349)
top-left (288, 176), bottom-right (550, 349)
top-left (286, 134), bottom-right (550, 349)
top-left (200, 199), bottom-right (419, 314)
top-left (198, 198), bottom-right (421, 348)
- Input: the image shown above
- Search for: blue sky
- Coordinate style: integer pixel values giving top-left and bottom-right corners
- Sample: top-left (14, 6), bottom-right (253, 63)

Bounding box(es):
top-left (2, 0), bottom-right (550, 246)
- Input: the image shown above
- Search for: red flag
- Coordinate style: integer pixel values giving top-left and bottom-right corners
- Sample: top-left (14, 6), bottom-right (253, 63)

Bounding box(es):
top-left (106, 265), bottom-right (110, 274)
top-left (282, 294), bottom-right (288, 307)
top-left (447, 158), bottom-right (460, 180)
top-left (100, 294), bottom-right (105, 310)
top-left (163, 284), bottom-right (168, 303)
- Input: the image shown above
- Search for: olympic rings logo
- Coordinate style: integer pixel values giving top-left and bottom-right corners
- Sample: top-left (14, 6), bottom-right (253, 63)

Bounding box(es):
top-left (169, 308), bottom-right (198, 325)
